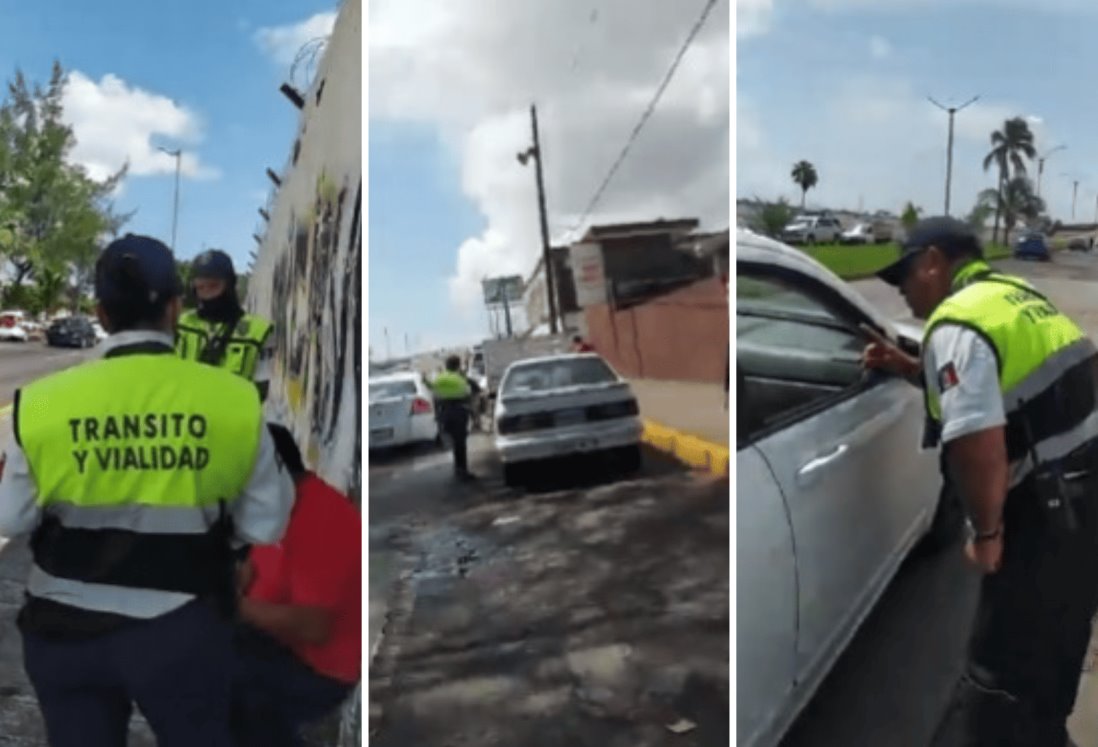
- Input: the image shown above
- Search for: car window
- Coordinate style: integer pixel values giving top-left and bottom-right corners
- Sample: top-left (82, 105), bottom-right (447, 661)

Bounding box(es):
top-left (369, 380), bottom-right (417, 400)
top-left (503, 358), bottom-right (616, 394)
top-left (737, 272), bottom-right (869, 444)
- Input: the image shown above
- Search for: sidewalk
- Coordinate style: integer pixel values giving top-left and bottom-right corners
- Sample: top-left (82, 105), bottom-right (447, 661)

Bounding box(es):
top-left (369, 471), bottom-right (729, 746)
top-left (630, 379), bottom-right (728, 476)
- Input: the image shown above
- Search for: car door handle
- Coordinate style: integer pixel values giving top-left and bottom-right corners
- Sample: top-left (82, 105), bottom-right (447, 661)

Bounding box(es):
top-left (797, 444), bottom-right (849, 483)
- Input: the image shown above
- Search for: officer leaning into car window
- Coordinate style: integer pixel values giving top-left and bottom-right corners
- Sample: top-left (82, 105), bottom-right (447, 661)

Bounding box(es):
top-left (430, 355), bottom-right (480, 482)
top-left (175, 249), bottom-right (276, 401)
top-left (863, 216), bottom-right (1098, 747)
top-left (0, 234), bottom-right (294, 747)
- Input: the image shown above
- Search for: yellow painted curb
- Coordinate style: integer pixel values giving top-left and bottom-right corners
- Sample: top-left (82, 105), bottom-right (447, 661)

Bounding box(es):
top-left (641, 418), bottom-right (729, 477)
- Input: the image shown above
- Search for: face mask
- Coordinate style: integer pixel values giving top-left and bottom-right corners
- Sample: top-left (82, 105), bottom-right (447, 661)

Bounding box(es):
top-left (196, 291), bottom-right (241, 322)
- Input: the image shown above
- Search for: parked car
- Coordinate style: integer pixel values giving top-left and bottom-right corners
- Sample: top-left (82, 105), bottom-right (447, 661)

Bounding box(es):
top-left (91, 321), bottom-right (108, 342)
top-left (840, 221), bottom-right (892, 245)
top-left (0, 311), bottom-right (29, 342)
top-left (368, 372), bottom-right (439, 450)
top-left (1014, 231), bottom-right (1051, 261)
top-left (781, 215), bottom-right (843, 245)
top-left (736, 228), bottom-right (956, 747)
top-left (1068, 237), bottom-right (1092, 252)
top-left (45, 317), bottom-right (98, 348)
top-left (493, 353), bottom-right (642, 486)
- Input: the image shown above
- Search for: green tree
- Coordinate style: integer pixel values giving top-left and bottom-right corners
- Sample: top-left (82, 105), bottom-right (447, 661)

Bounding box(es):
top-left (978, 176), bottom-right (1044, 246)
top-left (982, 117), bottom-right (1037, 245)
top-left (791, 161), bottom-right (818, 209)
top-left (965, 201), bottom-right (995, 232)
top-left (751, 197), bottom-right (795, 238)
top-left (901, 202), bottom-right (922, 231)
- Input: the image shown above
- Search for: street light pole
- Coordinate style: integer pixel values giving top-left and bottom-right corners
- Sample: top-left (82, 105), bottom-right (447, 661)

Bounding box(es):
top-left (518, 104), bottom-right (559, 335)
top-left (928, 95), bottom-right (979, 217)
top-left (1037, 145), bottom-right (1067, 199)
top-left (157, 146), bottom-right (182, 252)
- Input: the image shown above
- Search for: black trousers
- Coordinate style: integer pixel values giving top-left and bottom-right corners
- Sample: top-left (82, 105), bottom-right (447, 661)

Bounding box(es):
top-left (439, 404), bottom-right (469, 474)
top-left (931, 479), bottom-right (1098, 746)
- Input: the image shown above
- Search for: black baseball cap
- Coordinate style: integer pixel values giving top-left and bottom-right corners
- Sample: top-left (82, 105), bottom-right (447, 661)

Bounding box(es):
top-left (877, 216), bottom-right (982, 286)
top-left (95, 234), bottom-right (183, 308)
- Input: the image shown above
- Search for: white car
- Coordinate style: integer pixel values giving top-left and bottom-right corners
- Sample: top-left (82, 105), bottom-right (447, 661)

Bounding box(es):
top-left (0, 311), bottom-right (28, 342)
top-left (91, 321), bottom-right (108, 343)
top-left (368, 372), bottom-right (439, 450)
top-left (493, 353), bottom-right (643, 486)
top-left (781, 215), bottom-right (842, 245)
top-left (839, 221), bottom-right (892, 245)
top-left (737, 228), bottom-right (957, 747)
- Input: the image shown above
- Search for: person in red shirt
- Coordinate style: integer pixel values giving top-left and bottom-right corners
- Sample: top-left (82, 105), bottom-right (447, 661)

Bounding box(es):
top-left (572, 334), bottom-right (595, 353)
top-left (231, 423), bottom-right (361, 747)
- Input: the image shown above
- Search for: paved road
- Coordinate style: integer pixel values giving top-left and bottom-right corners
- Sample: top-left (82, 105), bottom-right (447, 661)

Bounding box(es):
top-left (777, 250), bottom-right (1098, 747)
top-left (0, 342), bottom-right (94, 406)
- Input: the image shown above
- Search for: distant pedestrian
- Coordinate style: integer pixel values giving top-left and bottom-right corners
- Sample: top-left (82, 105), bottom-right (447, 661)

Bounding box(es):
top-left (233, 424), bottom-right (360, 747)
top-left (866, 217), bottom-right (1098, 746)
top-left (572, 335), bottom-right (595, 353)
top-left (0, 235), bottom-right (293, 747)
top-left (430, 355), bottom-right (477, 481)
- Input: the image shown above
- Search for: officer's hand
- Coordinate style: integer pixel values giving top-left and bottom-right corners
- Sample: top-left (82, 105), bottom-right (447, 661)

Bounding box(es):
top-left (965, 536), bottom-right (1003, 574)
top-left (862, 341), bottom-right (920, 379)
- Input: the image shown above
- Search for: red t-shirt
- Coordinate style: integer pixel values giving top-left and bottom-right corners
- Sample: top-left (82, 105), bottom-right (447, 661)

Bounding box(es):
top-left (248, 474), bottom-right (361, 683)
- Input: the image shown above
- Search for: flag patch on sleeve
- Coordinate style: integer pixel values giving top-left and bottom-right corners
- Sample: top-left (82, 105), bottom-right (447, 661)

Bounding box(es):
top-left (937, 362), bottom-right (960, 392)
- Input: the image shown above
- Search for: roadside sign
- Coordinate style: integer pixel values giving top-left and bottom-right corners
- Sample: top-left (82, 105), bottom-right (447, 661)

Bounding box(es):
top-left (482, 275), bottom-right (524, 305)
top-left (570, 242), bottom-right (606, 307)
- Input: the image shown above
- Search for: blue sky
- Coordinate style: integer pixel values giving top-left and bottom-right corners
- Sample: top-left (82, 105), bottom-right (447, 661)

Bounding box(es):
top-left (738, 0), bottom-right (1098, 224)
top-left (369, 0), bottom-right (729, 354)
top-left (0, 0), bottom-right (337, 269)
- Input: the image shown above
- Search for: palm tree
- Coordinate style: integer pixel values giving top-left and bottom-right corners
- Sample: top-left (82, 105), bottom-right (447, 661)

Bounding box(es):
top-left (983, 118), bottom-right (1037, 245)
top-left (791, 161), bottom-right (818, 209)
top-left (978, 176), bottom-right (1044, 246)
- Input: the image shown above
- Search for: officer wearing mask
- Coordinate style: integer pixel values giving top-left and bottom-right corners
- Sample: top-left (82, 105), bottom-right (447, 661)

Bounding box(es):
top-left (176, 249), bottom-right (275, 400)
top-left (430, 355), bottom-right (479, 481)
top-left (0, 235), bottom-right (294, 746)
top-left (865, 217), bottom-right (1098, 746)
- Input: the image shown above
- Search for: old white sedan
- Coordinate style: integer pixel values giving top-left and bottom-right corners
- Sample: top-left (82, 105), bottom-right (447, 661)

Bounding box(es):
top-left (494, 354), bottom-right (643, 486)
top-left (737, 229), bottom-right (959, 747)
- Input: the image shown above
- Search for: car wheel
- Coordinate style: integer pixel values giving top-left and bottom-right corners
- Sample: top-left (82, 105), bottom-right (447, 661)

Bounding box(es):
top-left (806, 234), bottom-right (816, 245)
top-left (921, 481), bottom-right (964, 552)
top-left (619, 444), bottom-right (642, 475)
top-left (503, 462), bottom-right (523, 488)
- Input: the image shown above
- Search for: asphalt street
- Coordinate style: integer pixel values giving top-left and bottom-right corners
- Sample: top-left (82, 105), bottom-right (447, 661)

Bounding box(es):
top-left (0, 341), bottom-right (94, 407)
top-left (776, 250), bottom-right (1098, 747)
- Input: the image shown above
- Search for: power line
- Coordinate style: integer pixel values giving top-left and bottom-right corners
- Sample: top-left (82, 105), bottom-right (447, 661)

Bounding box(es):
top-left (568, 0), bottom-right (720, 239)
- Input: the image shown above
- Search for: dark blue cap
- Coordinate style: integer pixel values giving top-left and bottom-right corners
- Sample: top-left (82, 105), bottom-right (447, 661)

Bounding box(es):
top-left (95, 234), bottom-right (183, 307)
top-left (877, 216), bottom-right (982, 286)
top-left (191, 249), bottom-right (236, 282)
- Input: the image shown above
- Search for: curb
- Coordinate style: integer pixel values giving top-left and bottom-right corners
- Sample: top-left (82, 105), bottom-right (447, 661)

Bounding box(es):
top-left (641, 418), bottom-right (729, 477)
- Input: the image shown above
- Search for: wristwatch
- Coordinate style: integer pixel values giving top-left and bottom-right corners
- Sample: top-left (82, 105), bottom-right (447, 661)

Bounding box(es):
top-left (965, 518), bottom-right (1003, 543)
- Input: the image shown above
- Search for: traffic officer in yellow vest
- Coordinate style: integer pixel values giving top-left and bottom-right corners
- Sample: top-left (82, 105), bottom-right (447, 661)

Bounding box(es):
top-left (865, 217), bottom-right (1098, 746)
top-left (176, 249), bottom-right (275, 400)
top-left (430, 355), bottom-right (479, 481)
top-left (0, 235), bottom-right (294, 747)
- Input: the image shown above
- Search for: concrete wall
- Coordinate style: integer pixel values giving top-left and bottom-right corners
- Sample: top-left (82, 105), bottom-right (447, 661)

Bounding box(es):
top-left (585, 276), bottom-right (727, 384)
top-left (249, 0), bottom-right (362, 500)
top-left (245, 2), bottom-right (361, 742)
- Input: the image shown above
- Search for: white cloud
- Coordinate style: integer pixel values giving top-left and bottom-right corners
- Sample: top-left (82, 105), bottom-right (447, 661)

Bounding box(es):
top-left (254, 11), bottom-right (337, 67)
top-left (737, 0), bottom-right (774, 38)
top-left (62, 71), bottom-right (218, 183)
top-left (371, 0), bottom-right (730, 314)
top-left (869, 35), bottom-right (891, 59)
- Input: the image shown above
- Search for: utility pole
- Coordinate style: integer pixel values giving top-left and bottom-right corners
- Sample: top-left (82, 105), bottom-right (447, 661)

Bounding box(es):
top-left (502, 295), bottom-right (513, 338)
top-left (1073, 180), bottom-right (1080, 221)
top-left (928, 95), bottom-right (980, 217)
top-left (384, 327), bottom-right (391, 360)
top-left (518, 104), bottom-right (559, 334)
top-left (1037, 144), bottom-right (1066, 199)
top-left (157, 146), bottom-right (182, 252)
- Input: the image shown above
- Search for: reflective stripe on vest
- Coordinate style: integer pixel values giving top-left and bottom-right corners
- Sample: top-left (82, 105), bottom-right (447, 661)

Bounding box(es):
top-left (432, 371), bottom-right (470, 401)
top-left (175, 309), bottom-right (273, 381)
top-left (16, 350), bottom-right (262, 606)
top-left (923, 260), bottom-right (1098, 485)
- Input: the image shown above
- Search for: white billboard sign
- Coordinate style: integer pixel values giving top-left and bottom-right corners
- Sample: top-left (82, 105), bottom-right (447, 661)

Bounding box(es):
top-left (570, 242), bottom-right (606, 307)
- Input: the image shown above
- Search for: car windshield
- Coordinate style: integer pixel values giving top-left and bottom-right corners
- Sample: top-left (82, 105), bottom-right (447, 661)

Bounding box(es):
top-left (369, 380), bottom-right (417, 400)
top-left (502, 357), bottom-right (616, 394)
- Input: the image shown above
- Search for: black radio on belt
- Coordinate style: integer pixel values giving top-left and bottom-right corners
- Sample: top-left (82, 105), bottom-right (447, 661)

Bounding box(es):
top-left (1021, 405), bottom-right (1081, 535)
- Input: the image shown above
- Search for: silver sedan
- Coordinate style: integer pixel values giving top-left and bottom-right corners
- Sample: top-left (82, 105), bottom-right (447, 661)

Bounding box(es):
top-left (737, 229), bottom-right (960, 747)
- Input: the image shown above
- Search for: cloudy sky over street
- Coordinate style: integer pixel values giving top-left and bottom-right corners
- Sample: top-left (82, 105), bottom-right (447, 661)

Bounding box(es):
top-left (0, 0), bottom-right (335, 266)
top-left (738, 0), bottom-right (1098, 223)
top-left (370, 0), bottom-right (729, 351)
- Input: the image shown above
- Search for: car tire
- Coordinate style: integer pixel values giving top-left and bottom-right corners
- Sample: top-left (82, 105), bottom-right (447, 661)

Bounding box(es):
top-left (921, 481), bottom-right (964, 552)
top-left (503, 462), bottom-right (523, 488)
top-left (620, 444), bottom-right (642, 475)
top-left (806, 234), bottom-right (816, 245)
